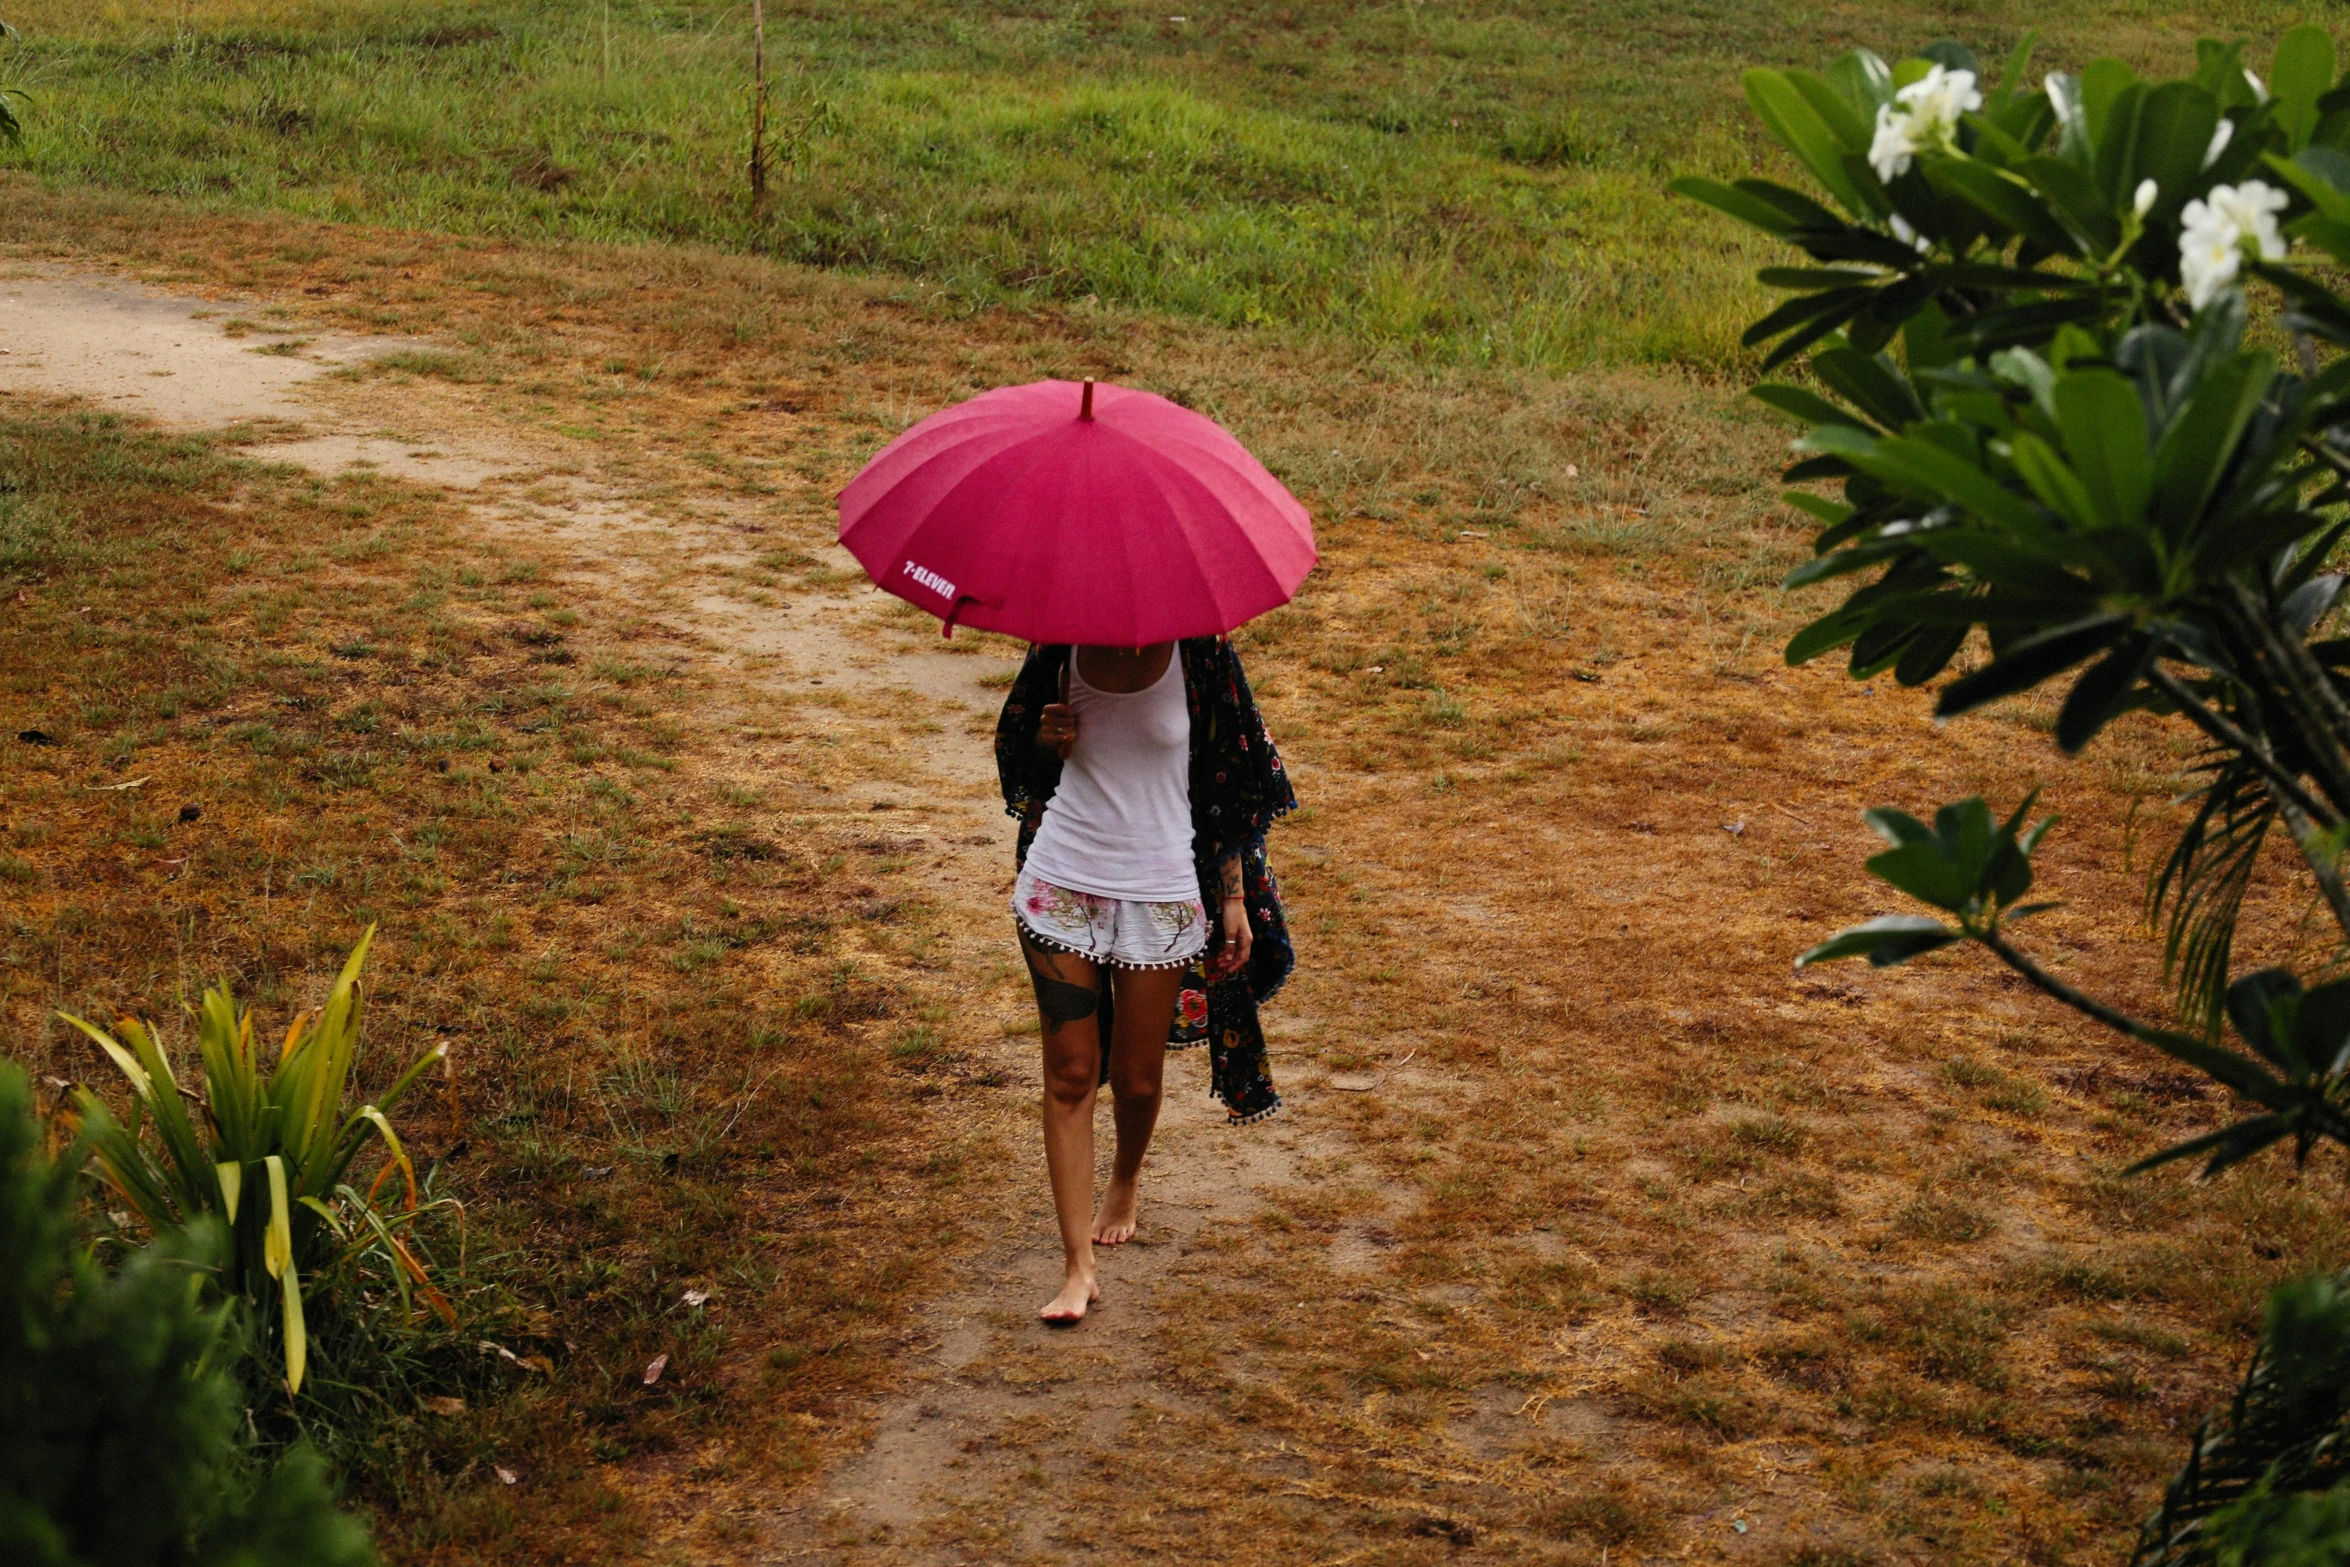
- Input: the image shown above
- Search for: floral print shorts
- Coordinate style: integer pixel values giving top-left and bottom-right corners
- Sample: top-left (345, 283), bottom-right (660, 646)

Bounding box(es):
top-left (1012, 865), bottom-right (1209, 971)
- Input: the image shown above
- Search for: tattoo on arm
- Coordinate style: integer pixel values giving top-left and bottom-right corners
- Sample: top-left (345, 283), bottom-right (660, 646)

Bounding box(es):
top-left (1219, 853), bottom-right (1244, 899)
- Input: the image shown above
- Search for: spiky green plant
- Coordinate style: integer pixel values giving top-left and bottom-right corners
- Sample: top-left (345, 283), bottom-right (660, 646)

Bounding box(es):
top-left (65, 928), bottom-right (449, 1396)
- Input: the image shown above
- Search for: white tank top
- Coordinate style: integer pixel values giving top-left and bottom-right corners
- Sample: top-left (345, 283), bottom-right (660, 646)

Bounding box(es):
top-left (1023, 653), bottom-right (1197, 902)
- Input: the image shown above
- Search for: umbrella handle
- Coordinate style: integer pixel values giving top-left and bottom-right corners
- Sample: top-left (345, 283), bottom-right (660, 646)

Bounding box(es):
top-left (1080, 380), bottom-right (1094, 421)
top-left (942, 594), bottom-right (980, 638)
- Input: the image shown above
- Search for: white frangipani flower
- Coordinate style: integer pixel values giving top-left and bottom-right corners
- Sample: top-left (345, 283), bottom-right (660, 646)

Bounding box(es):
top-left (2178, 180), bottom-right (2289, 309)
top-left (1868, 64), bottom-right (1983, 182)
top-left (2205, 118), bottom-right (2235, 169)
top-left (1888, 213), bottom-right (1932, 253)
top-left (2245, 68), bottom-right (2268, 102)
top-left (2133, 179), bottom-right (2159, 219)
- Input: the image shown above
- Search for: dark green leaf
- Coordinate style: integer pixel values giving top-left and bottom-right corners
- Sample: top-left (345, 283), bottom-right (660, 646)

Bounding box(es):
top-left (2081, 58), bottom-right (2137, 142)
top-left (1925, 159), bottom-right (2081, 255)
top-left (1759, 299), bottom-right (1873, 373)
top-left (2228, 968), bottom-right (2299, 1066)
top-left (2272, 23), bottom-right (2338, 150)
top-left (1847, 616), bottom-right (1922, 679)
top-left (2096, 81), bottom-right (2221, 212)
top-left (2134, 1027), bottom-right (2301, 1111)
top-left (2008, 430), bottom-right (2101, 532)
top-left (1757, 267), bottom-right (1889, 288)
top-left (2053, 371), bottom-right (2154, 530)
top-left (1669, 176), bottom-right (1803, 236)
top-left (2124, 1115), bottom-right (2295, 1176)
top-left (1780, 489), bottom-right (1852, 527)
top-left (2054, 634), bottom-right (2155, 751)
top-left (1784, 604), bottom-right (1871, 664)
top-left (1822, 50), bottom-right (1893, 121)
top-left (1745, 69), bottom-right (1878, 216)
top-left (2267, 149), bottom-right (2350, 233)
top-left (1862, 805), bottom-right (1934, 849)
top-left (1861, 432), bottom-right (2059, 536)
top-left (1782, 537), bottom-right (1914, 589)
top-left (2016, 155), bottom-right (2120, 250)
top-left (1992, 30), bottom-right (2040, 98)
top-left (1732, 177), bottom-right (1857, 230)
top-left (1796, 915), bottom-right (1960, 968)
top-left (2150, 351), bottom-right (2277, 546)
top-left (1753, 380), bottom-right (1874, 430)
top-left (1951, 295), bottom-right (2112, 354)
top-left (1811, 348), bottom-right (1925, 430)
top-left (1865, 843), bottom-right (1974, 911)
top-left (1936, 614), bottom-right (2134, 717)
top-left (1782, 455), bottom-right (1854, 483)
top-left (1922, 41), bottom-right (1982, 80)
top-left (1893, 620), bottom-right (1971, 687)
top-left (1741, 286), bottom-right (1873, 349)
top-left (1786, 69), bottom-right (1875, 155)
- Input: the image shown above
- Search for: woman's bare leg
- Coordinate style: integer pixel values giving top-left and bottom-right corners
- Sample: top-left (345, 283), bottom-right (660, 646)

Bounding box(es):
top-left (1023, 933), bottom-right (1106, 1322)
top-left (1094, 965), bottom-right (1183, 1245)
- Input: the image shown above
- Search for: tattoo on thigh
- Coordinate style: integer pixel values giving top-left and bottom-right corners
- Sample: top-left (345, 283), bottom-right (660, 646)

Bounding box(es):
top-left (1024, 955), bottom-right (1100, 1028)
top-left (1033, 973), bottom-right (1100, 1027)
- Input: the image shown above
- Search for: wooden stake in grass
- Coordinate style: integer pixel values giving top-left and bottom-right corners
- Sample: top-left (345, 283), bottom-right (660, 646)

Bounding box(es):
top-left (748, 0), bottom-right (768, 224)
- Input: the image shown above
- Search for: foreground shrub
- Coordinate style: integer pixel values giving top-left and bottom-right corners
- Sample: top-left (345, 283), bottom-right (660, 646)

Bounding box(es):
top-left (0, 1061), bottom-right (377, 1567)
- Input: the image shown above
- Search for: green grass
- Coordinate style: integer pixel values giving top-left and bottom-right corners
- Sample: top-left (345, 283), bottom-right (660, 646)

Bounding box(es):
top-left (0, 0), bottom-right (2326, 371)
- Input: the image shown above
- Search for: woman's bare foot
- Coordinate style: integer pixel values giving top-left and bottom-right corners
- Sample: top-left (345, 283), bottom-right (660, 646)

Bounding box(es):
top-left (1092, 1176), bottom-right (1140, 1245)
top-left (1039, 1269), bottom-right (1100, 1324)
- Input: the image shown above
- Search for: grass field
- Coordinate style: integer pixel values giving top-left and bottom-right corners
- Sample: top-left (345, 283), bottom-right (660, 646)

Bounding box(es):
top-left (0, 0), bottom-right (2330, 371)
top-left (6, 0), bottom-right (2350, 1561)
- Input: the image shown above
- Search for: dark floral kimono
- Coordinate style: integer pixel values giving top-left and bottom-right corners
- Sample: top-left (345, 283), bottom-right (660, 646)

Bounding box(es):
top-left (996, 637), bottom-right (1297, 1123)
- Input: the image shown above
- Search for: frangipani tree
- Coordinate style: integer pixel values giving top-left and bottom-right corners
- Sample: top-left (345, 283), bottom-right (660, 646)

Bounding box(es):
top-left (1680, 25), bottom-right (2350, 1563)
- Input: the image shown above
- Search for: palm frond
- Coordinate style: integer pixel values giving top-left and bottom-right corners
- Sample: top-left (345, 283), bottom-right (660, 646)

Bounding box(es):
top-left (2149, 748), bottom-right (2277, 1036)
top-left (2135, 1270), bottom-right (2350, 1564)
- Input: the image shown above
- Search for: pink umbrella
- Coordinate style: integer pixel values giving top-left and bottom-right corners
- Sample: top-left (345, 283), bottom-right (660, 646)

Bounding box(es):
top-left (837, 379), bottom-right (1316, 644)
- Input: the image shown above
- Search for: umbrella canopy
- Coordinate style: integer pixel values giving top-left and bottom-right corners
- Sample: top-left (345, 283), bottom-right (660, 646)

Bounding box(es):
top-left (837, 378), bottom-right (1316, 644)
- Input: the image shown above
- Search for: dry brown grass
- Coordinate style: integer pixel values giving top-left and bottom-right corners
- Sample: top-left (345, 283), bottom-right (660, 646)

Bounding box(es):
top-left (3, 179), bottom-right (2344, 1563)
top-left (0, 391), bottom-right (979, 1558)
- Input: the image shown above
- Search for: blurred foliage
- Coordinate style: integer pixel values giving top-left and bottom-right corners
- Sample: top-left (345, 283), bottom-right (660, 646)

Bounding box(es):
top-left (0, 1061), bottom-right (377, 1566)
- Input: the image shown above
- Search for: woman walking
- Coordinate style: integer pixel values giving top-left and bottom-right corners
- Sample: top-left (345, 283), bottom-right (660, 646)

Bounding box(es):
top-left (997, 636), bottom-right (1296, 1323)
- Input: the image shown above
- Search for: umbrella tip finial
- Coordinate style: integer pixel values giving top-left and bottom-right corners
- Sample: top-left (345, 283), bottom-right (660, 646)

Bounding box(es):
top-left (1080, 379), bottom-right (1095, 421)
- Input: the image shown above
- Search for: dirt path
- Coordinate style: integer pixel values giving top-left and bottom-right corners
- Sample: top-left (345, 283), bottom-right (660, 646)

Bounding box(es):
top-left (2, 265), bottom-right (1392, 1566)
